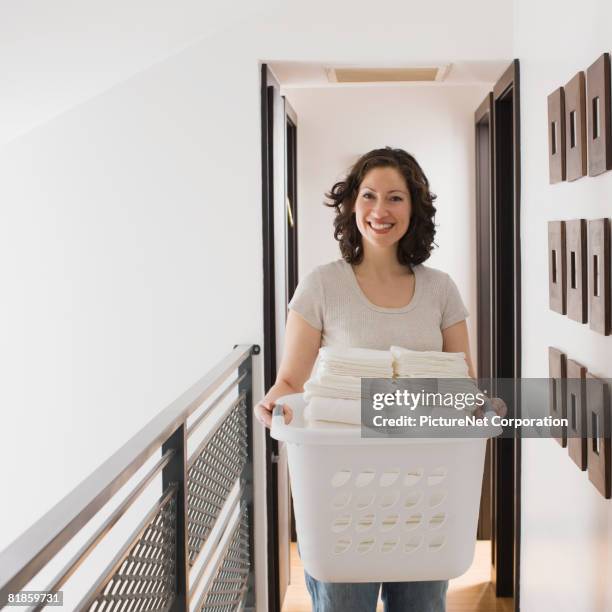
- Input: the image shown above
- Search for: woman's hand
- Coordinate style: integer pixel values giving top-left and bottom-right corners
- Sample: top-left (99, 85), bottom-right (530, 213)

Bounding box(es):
top-left (254, 399), bottom-right (293, 429)
top-left (473, 396), bottom-right (507, 419)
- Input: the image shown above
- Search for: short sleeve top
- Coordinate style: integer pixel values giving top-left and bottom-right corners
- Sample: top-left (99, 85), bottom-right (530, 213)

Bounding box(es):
top-left (287, 259), bottom-right (469, 351)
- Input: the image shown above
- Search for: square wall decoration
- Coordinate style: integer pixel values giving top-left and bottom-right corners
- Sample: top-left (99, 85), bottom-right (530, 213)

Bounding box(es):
top-left (565, 72), bottom-right (587, 181)
top-left (548, 347), bottom-right (567, 447)
top-left (586, 373), bottom-right (611, 498)
top-left (565, 219), bottom-right (588, 323)
top-left (588, 218), bottom-right (611, 335)
top-left (586, 53), bottom-right (612, 176)
top-left (567, 359), bottom-right (588, 471)
top-left (548, 221), bottom-right (567, 314)
top-left (548, 87), bottom-right (566, 183)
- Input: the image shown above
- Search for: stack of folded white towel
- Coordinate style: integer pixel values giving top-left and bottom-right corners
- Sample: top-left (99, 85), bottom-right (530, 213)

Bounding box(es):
top-left (304, 347), bottom-right (393, 426)
top-left (390, 345), bottom-right (469, 378)
top-left (318, 346), bottom-right (394, 377)
top-left (302, 345), bottom-right (473, 427)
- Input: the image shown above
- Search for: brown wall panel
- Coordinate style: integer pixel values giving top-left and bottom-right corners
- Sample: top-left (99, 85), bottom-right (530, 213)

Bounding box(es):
top-left (549, 347), bottom-right (568, 447)
top-left (548, 220), bottom-right (567, 314)
top-left (588, 218), bottom-right (611, 335)
top-left (567, 359), bottom-right (588, 471)
top-left (566, 219), bottom-right (588, 323)
top-left (565, 72), bottom-right (587, 181)
top-left (586, 53), bottom-right (612, 176)
top-left (548, 87), bottom-right (566, 183)
top-left (586, 373), bottom-right (611, 498)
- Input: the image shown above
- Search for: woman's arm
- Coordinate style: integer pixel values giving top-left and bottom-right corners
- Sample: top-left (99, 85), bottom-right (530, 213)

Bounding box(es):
top-left (442, 319), bottom-right (506, 417)
top-left (254, 310), bottom-right (321, 428)
top-left (441, 319), bottom-right (476, 379)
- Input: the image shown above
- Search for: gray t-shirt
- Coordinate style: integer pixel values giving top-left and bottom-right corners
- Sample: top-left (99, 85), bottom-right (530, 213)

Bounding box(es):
top-left (287, 258), bottom-right (469, 351)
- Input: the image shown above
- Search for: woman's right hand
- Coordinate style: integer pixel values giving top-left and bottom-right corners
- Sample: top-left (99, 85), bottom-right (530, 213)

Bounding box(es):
top-left (254, 399), bottom-right (293, 429)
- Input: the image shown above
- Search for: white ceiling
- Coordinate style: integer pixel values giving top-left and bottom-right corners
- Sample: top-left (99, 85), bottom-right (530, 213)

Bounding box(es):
top-left (0, 0), bottom-right (268, 145)
top-left (0, 0), bottom-right (513, 146)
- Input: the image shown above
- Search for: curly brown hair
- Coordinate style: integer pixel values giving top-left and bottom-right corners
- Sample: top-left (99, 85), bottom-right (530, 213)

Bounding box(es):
top-left (324, 147), bottom-right (437, 266)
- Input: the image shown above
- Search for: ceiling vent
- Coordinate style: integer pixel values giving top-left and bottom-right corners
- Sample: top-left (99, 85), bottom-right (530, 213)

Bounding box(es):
top-left (325, 65), bottom-right (452, 83)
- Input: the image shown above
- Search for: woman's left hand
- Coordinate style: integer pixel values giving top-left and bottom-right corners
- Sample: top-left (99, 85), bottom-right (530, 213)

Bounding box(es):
top-left (473, 396), bottom-right (507, 419)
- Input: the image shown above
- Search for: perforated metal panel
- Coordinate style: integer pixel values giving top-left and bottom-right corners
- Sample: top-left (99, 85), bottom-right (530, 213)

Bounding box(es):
top-left (198, 510), bottom-right (250, 611)
top-left (86, 490), bottom-right (177, 612)
top-left (187, 399), bottom-right (248, 565)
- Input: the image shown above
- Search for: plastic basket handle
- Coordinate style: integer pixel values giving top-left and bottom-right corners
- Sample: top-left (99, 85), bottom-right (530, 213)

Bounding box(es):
top-left (272, 404), bottom-right (285, 429)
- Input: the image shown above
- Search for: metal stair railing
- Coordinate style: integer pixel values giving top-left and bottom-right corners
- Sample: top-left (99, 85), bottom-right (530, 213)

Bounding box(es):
top-left (0, 344), bottom-right (259, 611)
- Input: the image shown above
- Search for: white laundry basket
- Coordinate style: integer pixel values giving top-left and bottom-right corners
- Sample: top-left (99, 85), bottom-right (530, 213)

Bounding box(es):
top-left (271, 393), bottom-right (502, 583)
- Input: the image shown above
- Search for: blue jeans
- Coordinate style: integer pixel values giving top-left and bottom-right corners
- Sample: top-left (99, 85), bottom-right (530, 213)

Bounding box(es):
top-left (304, 570), bottom-right (448, 612)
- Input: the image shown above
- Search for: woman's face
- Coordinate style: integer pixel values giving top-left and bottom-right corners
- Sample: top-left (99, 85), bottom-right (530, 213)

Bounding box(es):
top-left (353, 166), bottom-right (412, 250)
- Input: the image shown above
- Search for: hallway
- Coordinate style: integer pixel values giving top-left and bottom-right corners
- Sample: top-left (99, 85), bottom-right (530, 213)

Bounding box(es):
top-left (283, 541), bottom-right (513, 612)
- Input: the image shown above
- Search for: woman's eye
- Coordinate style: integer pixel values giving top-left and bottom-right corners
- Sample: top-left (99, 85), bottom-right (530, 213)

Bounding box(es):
top-left (391, 196), bottom-right (403, 202)
top-left (363, 193), bottom-right (373, 199)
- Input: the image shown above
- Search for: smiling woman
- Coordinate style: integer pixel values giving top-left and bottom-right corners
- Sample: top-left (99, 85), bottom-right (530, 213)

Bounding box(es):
top-left (324, 147), bottom-right (437, 268)
top-left (254, 146), bottom-right (480, 610)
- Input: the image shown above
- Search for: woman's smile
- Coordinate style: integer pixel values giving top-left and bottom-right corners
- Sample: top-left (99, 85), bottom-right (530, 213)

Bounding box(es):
top-left (367, 220), bottom-right (396, 234)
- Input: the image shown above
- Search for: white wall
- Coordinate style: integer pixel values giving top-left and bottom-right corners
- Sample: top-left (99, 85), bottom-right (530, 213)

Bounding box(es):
top-left (515, 0), bottom-right (612, 610)
top-left (0, 30), bottom-right (270, 610)
top-left (284, 84), bottom-right (492, 365)
top-left (0, 1), bottom-right (513, 608)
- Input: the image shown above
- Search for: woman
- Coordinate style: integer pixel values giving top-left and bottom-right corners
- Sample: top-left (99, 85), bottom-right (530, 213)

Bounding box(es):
top-left (254, 147), bottom-right (503, 611)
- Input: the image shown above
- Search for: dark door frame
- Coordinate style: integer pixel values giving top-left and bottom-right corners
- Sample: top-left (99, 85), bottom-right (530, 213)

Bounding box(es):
top-left (260, 62), bottom-right (280, 612)
top-left (475, 59), bottom-right (521, 610)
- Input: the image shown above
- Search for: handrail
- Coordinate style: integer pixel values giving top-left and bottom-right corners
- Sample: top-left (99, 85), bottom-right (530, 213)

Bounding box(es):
top-left (0, 343), bottom-right (257, 606)
top-left (34, 448), bottom-right (176, 608)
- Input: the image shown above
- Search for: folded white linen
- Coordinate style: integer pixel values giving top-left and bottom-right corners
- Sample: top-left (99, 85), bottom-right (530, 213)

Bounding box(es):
top-left (319, 346), bottom-right (393, 365)
top-left (304, 396), bottom-right (362, 425)
top-left (391, 345), bottom-right (466, 359)
top-left (395, 366), bottom-right (469, 377)
top-left (317, 347), bottom-right (394, 378)
top-left (319, 363), bottom-right (392, 377)
top-left (390, 345), bottom-right (469, 377)
top-left (305, 419), bottom-right (360, 430)
top-left (303, 374), bottom-right (362, 402)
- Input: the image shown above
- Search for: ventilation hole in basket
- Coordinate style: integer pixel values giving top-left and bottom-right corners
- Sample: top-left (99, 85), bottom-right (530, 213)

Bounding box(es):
top-left (403, 513), bottom-right (422, 531)
top-left (381, 514), bottom-right (399, 531)
top-left (356, 494), bottom-right (375, 509)
top-left (404, 492), bottom-right (422, 509)
top-left (381, 539), bottom-right (398, 553)
top-left (428, 535), bottom-right (445, 551)
top-left (355, 469), bottom-right (376, 488)
top-left (356, 513), bottom-right (376, 532)
top-left (331, 470), bottom-right (352, 488)
top-left (429, 513), bottom-right (446, 529)
top-left (427, 467), bottom-right (447, 486)
top-left (379, 491), bottom-right (400, 509)
top-left (332, 514), bottom-right (352, 533)
top-left (403, 468), bottom-right (424, 487)
top-left (332, 492), bottom-right (352, 509)
top-left (404, 535), bottom-right (423, 554)
top-left (357, 538), bottom-right (376, 554)
top-left (334, 538), bottom-right (351, 554)
top-left (429, 491), bottom-right (446, 508)
top-left (379, 469), bottom-right (400, 487)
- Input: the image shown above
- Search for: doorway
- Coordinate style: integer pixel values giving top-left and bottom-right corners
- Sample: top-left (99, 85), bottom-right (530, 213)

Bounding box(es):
top-left (260, 62), bottom-right (300, 612)
top-left (474, 59), bottom-right (521, 610)
top-left (262, 59), bottom-right (521, 612)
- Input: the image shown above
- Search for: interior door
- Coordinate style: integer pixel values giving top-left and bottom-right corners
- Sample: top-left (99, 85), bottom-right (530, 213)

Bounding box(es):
top-left (261, 62), bottom-right (281, 612)
top-left (260, 63), bottom-right (299, 612)
top-left (475, 92), bottom-right (494, 542)
top-left (475, 60), bottom-right (521, 608)
top-left (283, 98), bottom-right (299, 548)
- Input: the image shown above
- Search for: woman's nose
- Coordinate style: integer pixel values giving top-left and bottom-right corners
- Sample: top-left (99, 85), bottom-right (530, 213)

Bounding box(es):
top-left (371, 198), bottom-right (388, 216)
